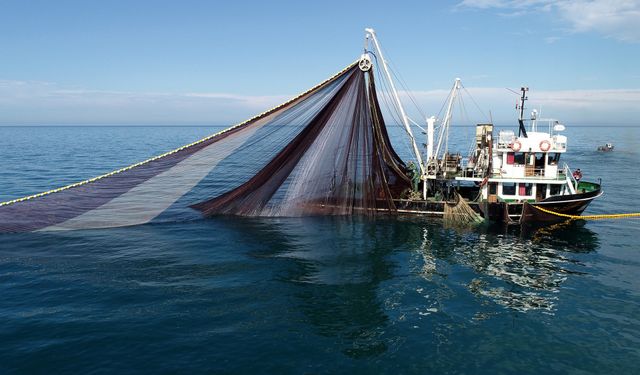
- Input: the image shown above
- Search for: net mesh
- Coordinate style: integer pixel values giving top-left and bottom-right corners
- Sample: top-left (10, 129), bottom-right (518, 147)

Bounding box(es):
top-left (443, 192), bottom-right (485, 227)
top-left (0, 63), bottom-right (412, 232)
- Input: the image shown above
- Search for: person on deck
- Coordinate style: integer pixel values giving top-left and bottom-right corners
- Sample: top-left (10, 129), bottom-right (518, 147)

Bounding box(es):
top-left (407, 161), bottom-right (420, 192)
top-left (572, 168), bottom-right (582, 183)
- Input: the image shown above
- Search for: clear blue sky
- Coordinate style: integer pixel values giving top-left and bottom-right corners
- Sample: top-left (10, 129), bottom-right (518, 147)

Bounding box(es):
top-left (1, 0), bottom-right (638, 125)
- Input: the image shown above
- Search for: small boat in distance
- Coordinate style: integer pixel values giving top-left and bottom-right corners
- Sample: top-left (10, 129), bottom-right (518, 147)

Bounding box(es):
top-left (597, 143), bottom-right (614, 152)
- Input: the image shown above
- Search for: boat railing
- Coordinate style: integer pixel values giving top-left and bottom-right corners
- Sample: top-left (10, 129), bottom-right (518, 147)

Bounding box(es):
top-left (460, 168), bottom-right (482, 178)
top-left (563, 163), bottom-right (579, 193)
top-left (461, 167), bottom-right (567, 180)
top-left (529, 118), bottom-right (564, 134)
top-left (521, 167), bottom-right (545, 177)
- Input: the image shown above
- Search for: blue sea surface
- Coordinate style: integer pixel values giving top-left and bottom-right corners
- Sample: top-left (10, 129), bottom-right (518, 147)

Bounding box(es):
top-left (0, 125), bottom-right (639, 374)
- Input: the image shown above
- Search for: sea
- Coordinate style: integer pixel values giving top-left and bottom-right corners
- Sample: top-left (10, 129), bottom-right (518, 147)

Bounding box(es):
top-left (0, 125), bottom-right (638, 374)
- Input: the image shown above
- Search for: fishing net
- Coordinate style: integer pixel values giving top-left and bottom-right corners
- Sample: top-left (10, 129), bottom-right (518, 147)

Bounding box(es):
top-left (443, 192), bottom-right (484, 227)
top-left (0, 62), bottom-right (412, 232)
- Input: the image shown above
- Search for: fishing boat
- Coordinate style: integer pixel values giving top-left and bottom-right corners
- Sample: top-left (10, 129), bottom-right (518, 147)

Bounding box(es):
top-left (357, 29), bottom-right (603, 225)
top-left (597, 143), bottom-right (614, 152)
top-left (0, 28), bottom-right (602, 232)
top-left (391, 85), bottom-right (604, 224)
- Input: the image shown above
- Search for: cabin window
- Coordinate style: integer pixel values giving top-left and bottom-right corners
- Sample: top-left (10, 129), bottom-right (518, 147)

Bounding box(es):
top-left (549, 153), bottom-right (561, 165)
top-left (519, 183), bottom-right (533, 196)
top-left (502, 183), bottom-right (516, 195)
top-left (489, 182), bottom-right (497, 195)
top-left (537, 184), bottom-right (548, 199)
top-left (514, 152), bottom-right (526, 165)
top-left (506, 153), bottom-right (515, 165)
top-left (535, 153), bottom-right (545, 168)
top-left (550, 184), bottom-right (562, 196)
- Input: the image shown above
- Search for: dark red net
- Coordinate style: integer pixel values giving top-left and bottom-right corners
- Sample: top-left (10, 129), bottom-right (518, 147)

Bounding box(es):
top-left (192, 65), bottom-right (412, 216)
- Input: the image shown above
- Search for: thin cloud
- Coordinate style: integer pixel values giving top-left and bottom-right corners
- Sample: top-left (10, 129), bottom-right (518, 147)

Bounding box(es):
top-left (545, 36), bottom-right (561, 43)
top-left (1, 80), bottom-right (638, 126)
top-left (457, 0), bottom-right (510, 9)
top-left (556, 0), bottom-right (640, 42)
top-left (458, 0), bottom-right (640, 43)
top-left (0, 80), bottom-right (289, 125)
top-left (457, 0), bottom-right (554, 12)
top-left (396, 87), bottom-right (640, 125)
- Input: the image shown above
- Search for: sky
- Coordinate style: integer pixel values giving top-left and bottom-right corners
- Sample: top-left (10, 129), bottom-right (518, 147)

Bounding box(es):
top-left (0, 0), bottom-right (639, 126)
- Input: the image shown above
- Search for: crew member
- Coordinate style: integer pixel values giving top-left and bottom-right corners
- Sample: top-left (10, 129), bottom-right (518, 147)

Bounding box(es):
top-left (407, 161), bottom-right (420, 192)
top-left (572, 168), bottom-right (583, 183)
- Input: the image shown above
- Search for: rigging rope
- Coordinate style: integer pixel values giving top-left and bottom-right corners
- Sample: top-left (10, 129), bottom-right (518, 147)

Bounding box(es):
top-left (388, 60), bottom-right (426, 120)
top-left (460, 83), bottom-right (490, 123)
top-left (370, 53), bottom-right (414, 158)
top-left (532, 205), bottom-right (640, 220)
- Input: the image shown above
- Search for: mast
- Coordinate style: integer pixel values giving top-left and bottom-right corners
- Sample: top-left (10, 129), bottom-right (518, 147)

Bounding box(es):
top-left (424, 116), bottom-right (436, 200)
top-left (364, 28), bottom-right (424, 176)
top-left (518, 86), bottom-right (529, 138)
top-left (434, 78), bottom-right (461, 161)
top-left (426, 116), bottom-right (436, 161)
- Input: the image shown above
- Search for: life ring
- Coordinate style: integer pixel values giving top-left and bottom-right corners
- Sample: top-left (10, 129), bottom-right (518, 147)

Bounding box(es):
top-left (539, 140), bottom-right (551, 151)
top-left (510, 141), bottom-right (522, 152)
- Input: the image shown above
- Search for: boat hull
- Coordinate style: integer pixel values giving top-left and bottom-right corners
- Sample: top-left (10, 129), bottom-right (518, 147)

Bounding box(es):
top-left (393, 182), bottom-right (602, 225)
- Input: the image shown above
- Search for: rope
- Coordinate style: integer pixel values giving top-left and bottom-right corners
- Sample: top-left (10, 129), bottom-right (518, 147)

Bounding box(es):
top-left (532, 205), bottom-right (640, 220)
top-left (0, 61), bottom-right (359, 207)
top-left (460, 83), bottom-right (490, 124)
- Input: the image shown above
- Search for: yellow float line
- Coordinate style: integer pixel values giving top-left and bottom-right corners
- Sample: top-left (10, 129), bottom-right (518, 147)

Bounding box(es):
top-left (0, 61), bottom-right (359, 207)
top-left (532, 204), bottom-right (640, 220)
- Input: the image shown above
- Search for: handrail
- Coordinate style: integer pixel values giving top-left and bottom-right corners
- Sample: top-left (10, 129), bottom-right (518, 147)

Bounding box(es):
top-left (564, 163), bottom-right (578, 193)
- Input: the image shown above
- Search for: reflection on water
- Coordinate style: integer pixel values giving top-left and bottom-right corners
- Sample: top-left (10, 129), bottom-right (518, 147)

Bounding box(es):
top-left (418, 222), bottom-right (600, 313)
top-left (0, 215), bottom-right (604, 365)
top-left (220, 217), bottom-right (412, 358)
top-left (219, 216), bottom-right (600, 357)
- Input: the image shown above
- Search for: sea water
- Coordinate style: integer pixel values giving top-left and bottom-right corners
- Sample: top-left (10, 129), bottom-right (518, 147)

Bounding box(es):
top-left (0, 125), bottom-right (638, 374)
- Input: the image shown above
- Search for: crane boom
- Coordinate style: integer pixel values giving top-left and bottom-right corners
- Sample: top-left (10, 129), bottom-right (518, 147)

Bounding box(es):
top-left (365, 28), bottom-right (424, 177)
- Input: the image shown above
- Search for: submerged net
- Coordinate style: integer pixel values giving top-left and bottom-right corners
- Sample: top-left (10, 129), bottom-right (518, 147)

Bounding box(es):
top-left (0, 62), bottom-right (412, 232)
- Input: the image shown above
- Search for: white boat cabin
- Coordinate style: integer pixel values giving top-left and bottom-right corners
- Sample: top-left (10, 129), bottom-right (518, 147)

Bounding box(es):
top-left (456, 118), bottom-right (577, 203)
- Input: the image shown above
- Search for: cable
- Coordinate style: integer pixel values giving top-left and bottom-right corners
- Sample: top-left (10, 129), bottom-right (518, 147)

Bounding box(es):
top-left (532, 205), bottom-right (640, 220)
top-left (461, 83), bottom-right (490, 123)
